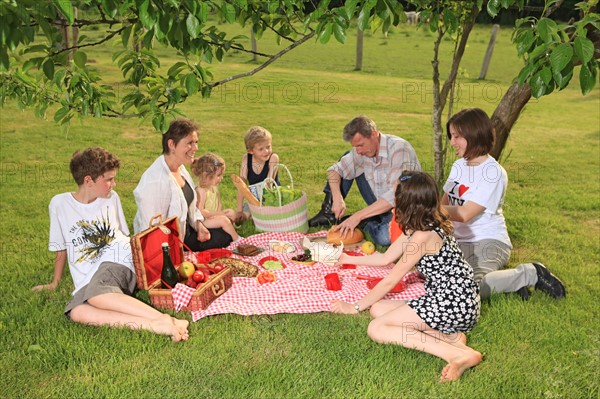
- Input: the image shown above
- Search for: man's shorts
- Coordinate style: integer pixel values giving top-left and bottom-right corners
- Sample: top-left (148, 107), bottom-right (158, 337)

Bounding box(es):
top-left (64, 262), bottom-right (137, 317)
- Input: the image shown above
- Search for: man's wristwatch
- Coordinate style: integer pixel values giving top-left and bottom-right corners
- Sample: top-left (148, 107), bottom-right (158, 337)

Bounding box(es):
top-left (353, 302), bottom-right (361, 313)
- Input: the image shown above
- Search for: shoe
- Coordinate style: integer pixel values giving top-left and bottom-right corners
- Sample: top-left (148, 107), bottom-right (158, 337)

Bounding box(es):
top-left (308, 208), bottom-right (337, 227)
top-left (515, 286), bottom-right (530, 301)
top-left (532, 262), bottom-right (566, 299)
top-left (308, 192), bottom-right (336, 227)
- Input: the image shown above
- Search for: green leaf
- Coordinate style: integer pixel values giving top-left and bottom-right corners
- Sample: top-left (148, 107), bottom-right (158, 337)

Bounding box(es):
top-left (549, 43), bottom-right (573, 74)
top-left (42, 58), bottom-right (55, 80)
top-left (152, 113), bottom-right (165, 132)
top-left (196, 1), bottom-right (209, 23)
top-left (537, 18), bottom-right (558, 43)
top-left (184, 73), bottom-right (198, 95)
top-left (515, 30), bottom-right (535, 56)
top-left (345, 0), bottom-right (359, 19)
top-left (319, 24), bottom-right (333, 44)
top-left (333, 22), bottom-right (347, 44)
top-left (529, 73), bottom-right (546, 98)
top-left (73, 51), bottom-right (87, 68)
top-left (121, 25), bottom-right (132, 48)
top-left (167, 62), bottom-right (187, 78)
top-left (186, 13), bottom-right (200, 38)
top-left (579, 63), bottom-right (597, 96)
top-left (53, 0), bottom-right (74, 25)
top-left (486, 0), bottom-right (500, 18)
top-left (552, 63), bottom-right (573, 89)
top-left (574, 36), bottom-right (595, 64)
top-left (539, 66), bottom-right (552, 85)
top-left (54, 106), bottom-right (69, 123)
top-left (223, 3), bottom-right (236, 24)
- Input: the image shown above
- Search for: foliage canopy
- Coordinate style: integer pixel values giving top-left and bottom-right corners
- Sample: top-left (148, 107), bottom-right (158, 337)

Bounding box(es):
top-left (0, 0), bottom-right (598, 131)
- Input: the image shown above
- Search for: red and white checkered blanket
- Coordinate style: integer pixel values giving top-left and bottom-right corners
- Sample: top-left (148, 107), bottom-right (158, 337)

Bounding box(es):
top-left (189, 231), bottom-right (426, 321)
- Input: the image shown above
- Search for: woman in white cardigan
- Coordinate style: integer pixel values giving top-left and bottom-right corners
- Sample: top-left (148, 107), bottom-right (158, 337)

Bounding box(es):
top-left (133, 119), bottom-right (232, 251)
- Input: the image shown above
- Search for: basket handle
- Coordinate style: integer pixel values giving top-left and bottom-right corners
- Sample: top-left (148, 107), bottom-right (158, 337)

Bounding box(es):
top-left (148, 214), bottom-right (163, 228)
top-left (256, 163), bottom-right (294, 207)
top-left (212, 280), bottom-right (225, 296)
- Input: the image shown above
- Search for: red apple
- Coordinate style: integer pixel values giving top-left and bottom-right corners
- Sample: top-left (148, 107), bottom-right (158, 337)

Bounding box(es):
top-left (192, 270), bottom-right (205, 283)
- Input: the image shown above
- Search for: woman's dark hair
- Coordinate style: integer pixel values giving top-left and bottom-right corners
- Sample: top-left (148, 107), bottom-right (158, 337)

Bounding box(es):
top-left (394, 171), bottom-right (453, 236)
top-left (446, 108), bottom-right (494, 160)
top-left (162, 118), bottom-right (199, 154)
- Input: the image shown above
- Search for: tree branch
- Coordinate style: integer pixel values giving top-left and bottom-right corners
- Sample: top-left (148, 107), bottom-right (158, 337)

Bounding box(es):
top-left (210, 31), bottom-right (316, 88)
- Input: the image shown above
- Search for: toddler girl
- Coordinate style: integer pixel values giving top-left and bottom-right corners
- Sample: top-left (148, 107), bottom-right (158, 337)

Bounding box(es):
top-left (192, 153), bottom-right (241, 242)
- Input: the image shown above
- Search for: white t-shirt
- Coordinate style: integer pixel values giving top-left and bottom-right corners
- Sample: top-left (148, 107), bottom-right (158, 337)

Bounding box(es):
top-left (443, 156), bottom-right (512, 247)
top-left (49, 191), bottom-right (135, 295)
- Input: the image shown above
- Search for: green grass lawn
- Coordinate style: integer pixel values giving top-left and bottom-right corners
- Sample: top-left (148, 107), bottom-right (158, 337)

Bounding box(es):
top-left (0, 23), bottom-right (599, 398)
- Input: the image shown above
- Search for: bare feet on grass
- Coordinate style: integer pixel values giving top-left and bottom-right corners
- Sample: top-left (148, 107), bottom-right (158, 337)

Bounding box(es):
top-left (150, 314), bottom-right (189, 342)
top-left (440, 349), bottom-right (482, 382)
top-left (171, 317), bottom-right (190, 341)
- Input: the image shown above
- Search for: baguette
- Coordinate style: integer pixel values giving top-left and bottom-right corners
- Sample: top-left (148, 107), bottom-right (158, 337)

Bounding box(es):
top-left (326, 225), bottom-right (365, 245)
top-left (230, 174), bottom-right (260, 206)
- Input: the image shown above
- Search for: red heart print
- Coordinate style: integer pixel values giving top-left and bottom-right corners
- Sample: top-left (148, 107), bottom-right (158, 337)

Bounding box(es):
top-left (458, 184), bottom-right (469, 197)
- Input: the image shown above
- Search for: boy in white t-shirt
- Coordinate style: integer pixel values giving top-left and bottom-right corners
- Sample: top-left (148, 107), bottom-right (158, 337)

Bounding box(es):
top-left (32, 148), bottom-right (189, 341)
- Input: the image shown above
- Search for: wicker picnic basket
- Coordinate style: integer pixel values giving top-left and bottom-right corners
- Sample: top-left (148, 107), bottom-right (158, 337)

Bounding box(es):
top-left (248, 164), bottom-right (309, 233)
top-left (130, 215), bottom-right (232, 312)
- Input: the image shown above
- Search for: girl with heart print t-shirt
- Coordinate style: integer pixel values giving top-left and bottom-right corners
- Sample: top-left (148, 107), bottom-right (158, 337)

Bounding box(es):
top-left (441, 108), bottom-right (565, 300)
top-left (443, 156), bottom-right (511, 247)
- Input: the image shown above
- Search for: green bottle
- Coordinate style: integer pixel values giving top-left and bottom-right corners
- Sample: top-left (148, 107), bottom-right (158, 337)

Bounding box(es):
top-left (160, 242), bottom-right (178, 289)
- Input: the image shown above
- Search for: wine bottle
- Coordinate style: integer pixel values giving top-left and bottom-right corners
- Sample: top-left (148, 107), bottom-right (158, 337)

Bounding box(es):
top-left (160, 242), bottom-right (178, 289)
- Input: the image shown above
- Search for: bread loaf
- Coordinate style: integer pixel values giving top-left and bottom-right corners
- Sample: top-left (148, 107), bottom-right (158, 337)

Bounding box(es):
top-left (231, 174), bottom-right (260, 206)
top-left (326, 225), bottom-right (364, 245)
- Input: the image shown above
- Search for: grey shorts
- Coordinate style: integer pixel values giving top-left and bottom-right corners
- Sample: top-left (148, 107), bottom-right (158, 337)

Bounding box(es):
top-left (65, 262), bottom-right (137, 317)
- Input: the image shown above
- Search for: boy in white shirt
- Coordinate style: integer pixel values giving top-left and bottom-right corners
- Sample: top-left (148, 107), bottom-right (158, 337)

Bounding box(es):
top-left (33, 148), bottom-right (189, 341)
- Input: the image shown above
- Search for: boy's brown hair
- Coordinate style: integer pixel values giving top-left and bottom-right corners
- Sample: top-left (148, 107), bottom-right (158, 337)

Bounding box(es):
top-left (446, 108), bottom-right (495, 160)
top-left (244, 126), bottom-right (272, 151)
top-left (394, 171), bottom-right (453, 236)
top-left (191, 153), bottom-right (225, 188)
top-left (70, 147), bottom-right (120, 186)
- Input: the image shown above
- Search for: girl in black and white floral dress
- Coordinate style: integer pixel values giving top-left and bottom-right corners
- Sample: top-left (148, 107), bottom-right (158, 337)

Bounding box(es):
top-left (332, 171), bottom-right (481, 382)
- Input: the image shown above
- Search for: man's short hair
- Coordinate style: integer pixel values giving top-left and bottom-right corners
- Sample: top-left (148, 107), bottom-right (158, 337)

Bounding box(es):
top-left (342, 115), bottom-right (377, 142)
top-left (70, 147), bottom-right (120, 185)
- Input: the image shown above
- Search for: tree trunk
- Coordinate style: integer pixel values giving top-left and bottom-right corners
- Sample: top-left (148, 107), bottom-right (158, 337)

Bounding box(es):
top-left (490, 81), bottom-right (532, 160)
top-left (355, 28), bottom-right (363, 71)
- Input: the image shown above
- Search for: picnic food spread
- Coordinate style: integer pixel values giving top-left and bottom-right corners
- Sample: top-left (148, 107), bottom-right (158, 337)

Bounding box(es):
top-left (326, 225), bottom-right (365, 245)
top-left (269, 240), bottom-right (295, 253)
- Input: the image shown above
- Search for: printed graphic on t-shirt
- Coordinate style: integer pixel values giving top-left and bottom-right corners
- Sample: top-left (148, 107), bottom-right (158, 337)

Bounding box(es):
top-left (446, 181), bottom-right (469, 206)
top-left (71, 209), bottom-right (116, 264)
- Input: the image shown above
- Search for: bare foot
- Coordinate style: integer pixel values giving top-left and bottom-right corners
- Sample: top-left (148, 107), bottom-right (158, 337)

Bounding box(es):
top-left (458, 332), bottom-right (467, 346)
top-left (171, 317), bottom-right (190, 341)
top-left (150, 314), bottom-right (185, 342)
top-left (440, 349), bottom-right (482, 382)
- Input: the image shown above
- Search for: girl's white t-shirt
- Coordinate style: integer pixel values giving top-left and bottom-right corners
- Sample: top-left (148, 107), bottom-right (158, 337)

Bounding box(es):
top-left (48, 191), bottom-right (134, 294)
top-left (443, 156), bottom-right (512, 247)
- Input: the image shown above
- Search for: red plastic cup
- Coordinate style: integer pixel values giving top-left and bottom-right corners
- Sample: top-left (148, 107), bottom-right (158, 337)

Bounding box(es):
top-left (325, 273), bottom-right (342, 291)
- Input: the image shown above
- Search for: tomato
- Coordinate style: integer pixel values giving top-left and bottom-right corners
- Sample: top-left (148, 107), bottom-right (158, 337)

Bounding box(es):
top-left (192, 270), bottom-right (205, 283)
top-left (186, 276), bottom-right (198, 288)
top-left (257, 271), bottom-right (276, 285)
top-left (213, 264), bottom-right (224, 273)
